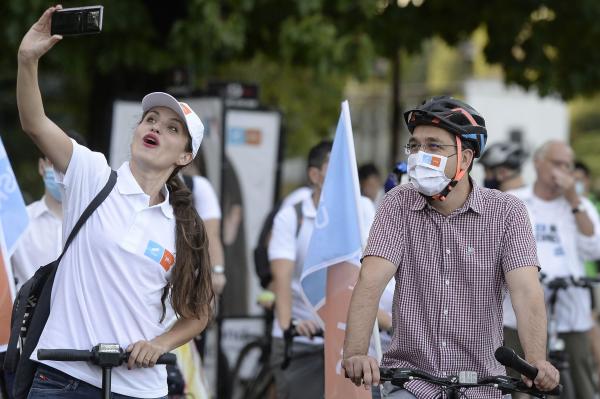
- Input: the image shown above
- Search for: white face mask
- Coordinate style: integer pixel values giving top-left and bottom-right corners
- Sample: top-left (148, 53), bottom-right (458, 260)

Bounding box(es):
top-left (408, 151), bottom-right (451, 196)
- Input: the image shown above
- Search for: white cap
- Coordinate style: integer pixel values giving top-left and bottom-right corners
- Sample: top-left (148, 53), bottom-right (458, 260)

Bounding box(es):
top-left (141, 92), bottom-right (204, 158)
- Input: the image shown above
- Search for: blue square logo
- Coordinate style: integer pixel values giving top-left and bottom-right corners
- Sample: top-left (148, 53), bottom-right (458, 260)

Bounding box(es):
top-left (144, 240), bottom-right (164, 263)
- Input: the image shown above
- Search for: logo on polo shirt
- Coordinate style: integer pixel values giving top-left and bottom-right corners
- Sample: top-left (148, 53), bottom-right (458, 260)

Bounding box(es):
top-left (144, 240), bottom-right (175, 271)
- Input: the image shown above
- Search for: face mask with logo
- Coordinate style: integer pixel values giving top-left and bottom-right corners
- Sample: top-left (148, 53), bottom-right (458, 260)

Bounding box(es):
top-left (408, 151), bottom-right (451, 197)
top-left (575, 181), bottom-right (586, 196)
top-left (43, 167), bottom-right (62, 202)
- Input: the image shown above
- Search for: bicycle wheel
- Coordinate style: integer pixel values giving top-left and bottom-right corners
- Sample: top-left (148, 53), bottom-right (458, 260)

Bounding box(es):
top-left (229, 340), bottom-right (273, 399)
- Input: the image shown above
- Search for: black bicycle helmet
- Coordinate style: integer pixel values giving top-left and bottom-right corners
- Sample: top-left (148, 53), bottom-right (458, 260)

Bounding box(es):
top-left (479, 141), bottom-right (528, 170)
top-left (404, 96), bottom-right (487, 158)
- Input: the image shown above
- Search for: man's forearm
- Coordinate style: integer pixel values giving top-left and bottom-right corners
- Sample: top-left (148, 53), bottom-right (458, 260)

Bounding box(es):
top-left (514, 284), bottom-right (548, 361)
top-left (344, 274), bottom-right (385, 357)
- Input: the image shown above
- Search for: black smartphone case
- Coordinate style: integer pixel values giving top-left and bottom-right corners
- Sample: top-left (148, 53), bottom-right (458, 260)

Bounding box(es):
top-left (50, 6), bottom-right (103, 36)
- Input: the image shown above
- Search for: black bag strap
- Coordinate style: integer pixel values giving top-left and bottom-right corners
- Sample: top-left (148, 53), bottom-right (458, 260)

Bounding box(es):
top-left (294, 201), bottom-right (303, 237)
top-left (56, 170), bottom-right (117, 265)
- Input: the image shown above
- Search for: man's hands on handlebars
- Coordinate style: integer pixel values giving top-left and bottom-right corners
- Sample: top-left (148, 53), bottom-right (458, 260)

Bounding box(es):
top-left (342, 354), bottom-right (380, 390)
top-left (126, 339), bottom-right (169, 369)
top-left (526, 359), bottom-right (560, 392)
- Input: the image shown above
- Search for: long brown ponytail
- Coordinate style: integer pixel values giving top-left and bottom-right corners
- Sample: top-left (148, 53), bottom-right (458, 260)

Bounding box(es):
top-left (161, 169), bottom-right (214, 322)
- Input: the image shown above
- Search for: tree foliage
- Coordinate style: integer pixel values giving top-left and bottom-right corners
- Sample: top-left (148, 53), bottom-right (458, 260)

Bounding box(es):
top-left (2, 0), bottom-right (600, 196)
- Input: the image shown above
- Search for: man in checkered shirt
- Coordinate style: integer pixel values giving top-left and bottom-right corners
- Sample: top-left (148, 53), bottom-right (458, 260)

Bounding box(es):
top-left (342, 96), bottom-right (560, 398)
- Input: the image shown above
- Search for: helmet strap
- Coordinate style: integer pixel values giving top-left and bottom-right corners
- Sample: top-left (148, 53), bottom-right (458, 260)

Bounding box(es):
top-left (432, 136), bottom-right (467, 201)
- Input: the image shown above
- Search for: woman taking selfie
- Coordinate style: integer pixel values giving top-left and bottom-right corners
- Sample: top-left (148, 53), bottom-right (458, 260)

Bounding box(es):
top-left (16, 6), bottom-right (213, 398)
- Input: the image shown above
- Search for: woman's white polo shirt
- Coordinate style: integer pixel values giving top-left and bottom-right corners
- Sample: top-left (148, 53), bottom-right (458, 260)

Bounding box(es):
top-left (33, 141), bottom-right (178, 398)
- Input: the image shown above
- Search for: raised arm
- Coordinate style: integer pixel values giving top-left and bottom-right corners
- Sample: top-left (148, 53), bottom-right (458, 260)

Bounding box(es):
top-left (17, 5), bottom-right (73, 173)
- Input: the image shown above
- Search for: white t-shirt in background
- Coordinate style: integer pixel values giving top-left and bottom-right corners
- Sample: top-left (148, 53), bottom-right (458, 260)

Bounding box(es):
top-left (190, 176), bottom-right (221, 220)
top-left (503, 186), bottom-right (600, 332)
top-left (268, 194), bottom-right (375, 345)
top-left (11, 197), bottom-right (62, 289)
top-left (33, 141), bottom-right (177, 398)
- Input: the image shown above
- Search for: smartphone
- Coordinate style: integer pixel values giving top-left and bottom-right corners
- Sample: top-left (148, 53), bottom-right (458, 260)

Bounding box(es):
top-left (50, 6), bottom-right (103, 36)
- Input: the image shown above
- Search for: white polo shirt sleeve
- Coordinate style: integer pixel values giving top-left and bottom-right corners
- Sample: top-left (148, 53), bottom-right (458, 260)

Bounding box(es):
top-left (54, 140), bottom-right (112, 236)
top-left (268, 205), bottom-right (297, 262)
top-left (192, 176), bottom-right (221, 220)
top-left (576, 197), bottom-right (600, 260)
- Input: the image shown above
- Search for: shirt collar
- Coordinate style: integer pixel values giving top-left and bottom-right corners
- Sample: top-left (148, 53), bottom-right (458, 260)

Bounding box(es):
top-left (116, 162), bottom-right (174, 219)
top-left (409, 178), bottom-right (482, 215)
top-left (29, 197), bottom-right (52, 219)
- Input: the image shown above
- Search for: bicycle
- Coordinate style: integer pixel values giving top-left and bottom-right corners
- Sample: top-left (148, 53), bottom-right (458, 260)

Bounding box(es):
top-left (37, 344), bottom-right (177, 399)
top-left (542, 275), bottom-right (600, 399)
top-left (228, 315), bottom-right (322, 399)
top-left (378, 346), bottom-right (562, 398)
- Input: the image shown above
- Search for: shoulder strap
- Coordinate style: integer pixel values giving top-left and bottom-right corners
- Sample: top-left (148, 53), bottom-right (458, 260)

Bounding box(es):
top-left (57, 170), bottom-right (117, 264)
top-left (294, 201), bottom-right (303, 237)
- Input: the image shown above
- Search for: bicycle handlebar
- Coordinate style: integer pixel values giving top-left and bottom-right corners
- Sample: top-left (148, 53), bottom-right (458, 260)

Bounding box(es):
top-left (542, 275), bottom-right (600, 290)
top-left (379, 368), bottom-right (561, 398)
top-left (281, 323), bottom-right (323, 370)
top-left (38, 346), bottom-right (177, 367)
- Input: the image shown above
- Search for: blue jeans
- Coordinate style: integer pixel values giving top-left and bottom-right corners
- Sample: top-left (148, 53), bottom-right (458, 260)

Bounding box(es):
top-left (27, 364), bottom-right (167, 399)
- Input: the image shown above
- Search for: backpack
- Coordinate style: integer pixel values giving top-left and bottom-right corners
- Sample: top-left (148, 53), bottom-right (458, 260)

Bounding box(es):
top-left (253, 201), bottom-right (303, 289)
top-left (3, 170), bottom-right (117, 399)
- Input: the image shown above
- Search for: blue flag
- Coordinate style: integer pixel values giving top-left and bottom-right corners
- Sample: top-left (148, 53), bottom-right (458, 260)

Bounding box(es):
top-left (301, 100), bottom-right (363, 310)
top-left (0, 137), bottom-right (29, 255)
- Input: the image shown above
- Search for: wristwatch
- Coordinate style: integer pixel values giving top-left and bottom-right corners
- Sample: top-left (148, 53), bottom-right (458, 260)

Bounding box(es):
top-left (212, 265), bottom-right (225, 274)
top-left (572, 203), bottom-right (586, 214)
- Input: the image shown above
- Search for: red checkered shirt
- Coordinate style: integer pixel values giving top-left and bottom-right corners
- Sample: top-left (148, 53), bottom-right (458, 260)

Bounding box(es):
top-left (364, 181), bottom-right (539, 399)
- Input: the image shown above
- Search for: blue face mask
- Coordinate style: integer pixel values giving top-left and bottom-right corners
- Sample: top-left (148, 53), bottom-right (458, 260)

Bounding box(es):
top-left (43, 167), bottom-right (62, 202)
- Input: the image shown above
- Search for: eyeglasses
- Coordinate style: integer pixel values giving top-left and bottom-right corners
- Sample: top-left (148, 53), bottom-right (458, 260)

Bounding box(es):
top-left (404, 143), bottom-right (457, 155)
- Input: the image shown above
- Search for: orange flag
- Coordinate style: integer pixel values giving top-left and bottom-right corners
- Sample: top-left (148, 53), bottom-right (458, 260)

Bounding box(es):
top-left (0, 231), bottom-right (15, 350)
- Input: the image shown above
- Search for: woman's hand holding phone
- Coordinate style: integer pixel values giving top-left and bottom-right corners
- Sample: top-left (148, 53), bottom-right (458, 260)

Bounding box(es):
top-left (18, 5), bottom-right (63, 64)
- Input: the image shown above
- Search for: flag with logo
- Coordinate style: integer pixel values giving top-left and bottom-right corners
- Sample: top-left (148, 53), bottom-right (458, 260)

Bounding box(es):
top-left (0, 137), bottom-right (29, 350)
top-left (300, 101), bottom-right (371, 399)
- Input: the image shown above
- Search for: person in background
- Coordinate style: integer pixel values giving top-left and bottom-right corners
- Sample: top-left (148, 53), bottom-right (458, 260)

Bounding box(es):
top-left (478, 141), bottom-right (528, 191)
top-left (573, 160), bottom-right (600, 385)
top-left (269, 140), bottom-right (375, 399)
top-left (358, 163), bottom-right (383, 205)
top-left (505, 141), bottom-right (600, 399)
top-left (181, 159), bottom-right (226, 296)
top-left (10, 130), bottom-right (86, 290)
top-left (0, 131), bottom-right (87, 399)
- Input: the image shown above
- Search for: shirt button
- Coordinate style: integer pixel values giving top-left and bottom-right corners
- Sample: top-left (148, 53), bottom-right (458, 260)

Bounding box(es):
top-left (445, 279), bottom-right (450, 286)
top-left (445, 249), bottom-right (451, 254)
top-left (441, 341), bottom-right (447, 348)
top-left (443, 309), bottom-right (448, 316)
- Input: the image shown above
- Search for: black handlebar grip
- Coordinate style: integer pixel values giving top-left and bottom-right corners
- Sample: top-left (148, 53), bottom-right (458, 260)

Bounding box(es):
top-left (156, 353), bottom-right (177, 365)
top-left (495, 347), bottom-right (538, 380)
top-left (546, 384), bottom-right (562, 396)
top-left (37, 349), bottom-right (92, 362)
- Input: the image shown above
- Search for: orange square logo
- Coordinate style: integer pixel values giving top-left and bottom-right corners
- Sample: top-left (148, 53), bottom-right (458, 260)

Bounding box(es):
top-left (180, 103), bottom-right (192, 115)
top-left (160, 250), bottom-right (175, 272)
top-left (245, 129), bottom-right (262, 145)
top-left (431, 156), bottom-right (441, 167)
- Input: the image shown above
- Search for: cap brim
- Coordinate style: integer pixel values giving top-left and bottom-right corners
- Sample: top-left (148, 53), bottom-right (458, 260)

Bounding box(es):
top-left (142, 92), bottom-right (187, 130)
